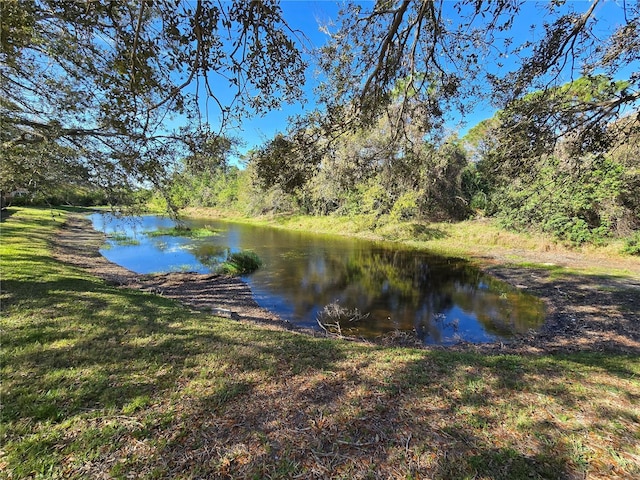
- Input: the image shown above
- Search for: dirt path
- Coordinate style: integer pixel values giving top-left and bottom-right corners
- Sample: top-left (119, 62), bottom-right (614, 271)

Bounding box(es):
top-left (53, 214), bottom-right (640, 354)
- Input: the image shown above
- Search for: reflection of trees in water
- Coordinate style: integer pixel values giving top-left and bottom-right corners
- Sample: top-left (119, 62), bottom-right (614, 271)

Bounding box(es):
top-left (413, 295), bottom-right (457, 344)
top-left (176, 221), bottom-right (545, 343)
top-left (451, 280), bottom-right (545, 336)
top-left (189, 244), bottom-right (229, 268)
top-left (257, 245), bottom-right (544, 342)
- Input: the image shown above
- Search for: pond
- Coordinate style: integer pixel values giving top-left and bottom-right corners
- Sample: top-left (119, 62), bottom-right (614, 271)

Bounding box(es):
top-left (90, 213), bottom-right (546, 345)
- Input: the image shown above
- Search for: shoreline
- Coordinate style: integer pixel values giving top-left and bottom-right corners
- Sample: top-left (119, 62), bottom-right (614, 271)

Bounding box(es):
top-left (53, 212), bottom-right (640, 354)
top-left (52, 214), bottom-right (300, 332)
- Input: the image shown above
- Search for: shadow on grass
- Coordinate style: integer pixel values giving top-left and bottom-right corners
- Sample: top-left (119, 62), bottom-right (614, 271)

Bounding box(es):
top-left (410, 223), bottom-right (448, 241)
top-left (1, 207), bottom-right (18, 222)
top-left (110, 344), bottom-right (639, 479)
top-left (2, 274), bottom-right (348, 421)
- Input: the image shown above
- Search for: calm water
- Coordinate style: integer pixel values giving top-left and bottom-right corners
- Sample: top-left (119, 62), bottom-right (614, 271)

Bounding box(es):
top-left (90, 213), bottom-right (545, 345)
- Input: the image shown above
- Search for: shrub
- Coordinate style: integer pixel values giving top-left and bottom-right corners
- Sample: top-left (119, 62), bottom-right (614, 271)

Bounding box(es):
top-left (390, 191), bottom-right (421, 221)
top-left (494, 155), bottom-right (625, 245)
top-left (622, 232), bottom-right (640, 256)
top-left (219, 251), bottom-right (262, 275)
top-left (359, 180), bottom-right (393, 216)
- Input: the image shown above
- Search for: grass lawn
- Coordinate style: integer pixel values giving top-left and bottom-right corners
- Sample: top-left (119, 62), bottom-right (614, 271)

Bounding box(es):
top-left (2, 207), bottom-right (639, 479)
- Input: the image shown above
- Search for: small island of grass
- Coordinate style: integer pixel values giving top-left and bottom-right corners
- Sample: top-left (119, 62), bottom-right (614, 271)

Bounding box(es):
top-left (218, 250), bottom-right (263, 275)
top-left (145, 225), bottom-right (219, 238)
top-left (106, 232), bottom-right (140, 246)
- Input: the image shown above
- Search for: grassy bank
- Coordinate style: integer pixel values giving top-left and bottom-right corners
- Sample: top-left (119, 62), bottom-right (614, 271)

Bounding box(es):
top-left (2, 207), bottom-right (639, 479)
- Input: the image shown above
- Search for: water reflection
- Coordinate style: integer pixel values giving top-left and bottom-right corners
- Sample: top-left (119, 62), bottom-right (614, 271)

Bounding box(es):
top-left (90, 214), bottom-right (545, 344)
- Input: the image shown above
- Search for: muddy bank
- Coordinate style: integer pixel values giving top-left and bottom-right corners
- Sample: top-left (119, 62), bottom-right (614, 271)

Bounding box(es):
top-left (53, 214), bottom-right (640, 354)
top-left (475, 264), bottom-right (640, 354)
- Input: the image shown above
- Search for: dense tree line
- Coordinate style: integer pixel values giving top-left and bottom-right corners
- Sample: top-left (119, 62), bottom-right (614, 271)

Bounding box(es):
top-left (469, 76), bottom-right (640, 246)
top-left (165, 74), bottom-right (639, 251)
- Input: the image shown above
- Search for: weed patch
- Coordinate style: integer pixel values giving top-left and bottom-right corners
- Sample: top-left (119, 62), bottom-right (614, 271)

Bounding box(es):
top-left (218, 250), bottom-right (262, 275)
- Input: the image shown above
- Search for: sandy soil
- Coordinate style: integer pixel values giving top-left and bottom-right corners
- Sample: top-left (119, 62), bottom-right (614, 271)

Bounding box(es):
top-left (52, 214), bottom-right (640, 354)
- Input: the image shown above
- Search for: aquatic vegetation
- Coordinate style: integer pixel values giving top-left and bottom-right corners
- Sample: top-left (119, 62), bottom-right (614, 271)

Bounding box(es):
top-left (218, 251), bottom-right (262, 275)
top-left (107, 232), bottom-right (140, 246)
top-left (145, 226), bottom-right (219, 238)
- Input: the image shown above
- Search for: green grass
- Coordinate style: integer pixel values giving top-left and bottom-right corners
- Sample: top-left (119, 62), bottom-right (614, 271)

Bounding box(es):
top-left (2, 207), bottom-right (639, 479)
top-left (106, 232), bottom-right (141, 246)
top-left (144, 226), bottom-right (218, 238)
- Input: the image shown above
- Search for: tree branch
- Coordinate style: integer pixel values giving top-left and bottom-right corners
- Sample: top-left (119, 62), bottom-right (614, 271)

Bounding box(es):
top-left (361, 0), bottom-right (411, 100)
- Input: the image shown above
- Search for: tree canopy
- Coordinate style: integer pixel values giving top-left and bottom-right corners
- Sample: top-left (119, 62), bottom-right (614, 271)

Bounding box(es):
top-left (2, 0), bottom-right (639, 207)
top-left (315, 0), bottom-right (639, 136)
top-left (1, 0), bottom-right (305, 204)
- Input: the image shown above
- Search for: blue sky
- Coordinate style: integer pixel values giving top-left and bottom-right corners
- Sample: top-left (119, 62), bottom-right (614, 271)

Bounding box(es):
top-left (221, 0), bottom-right (337, 152)
top-left (209, 0), bottom-right (634, 154)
